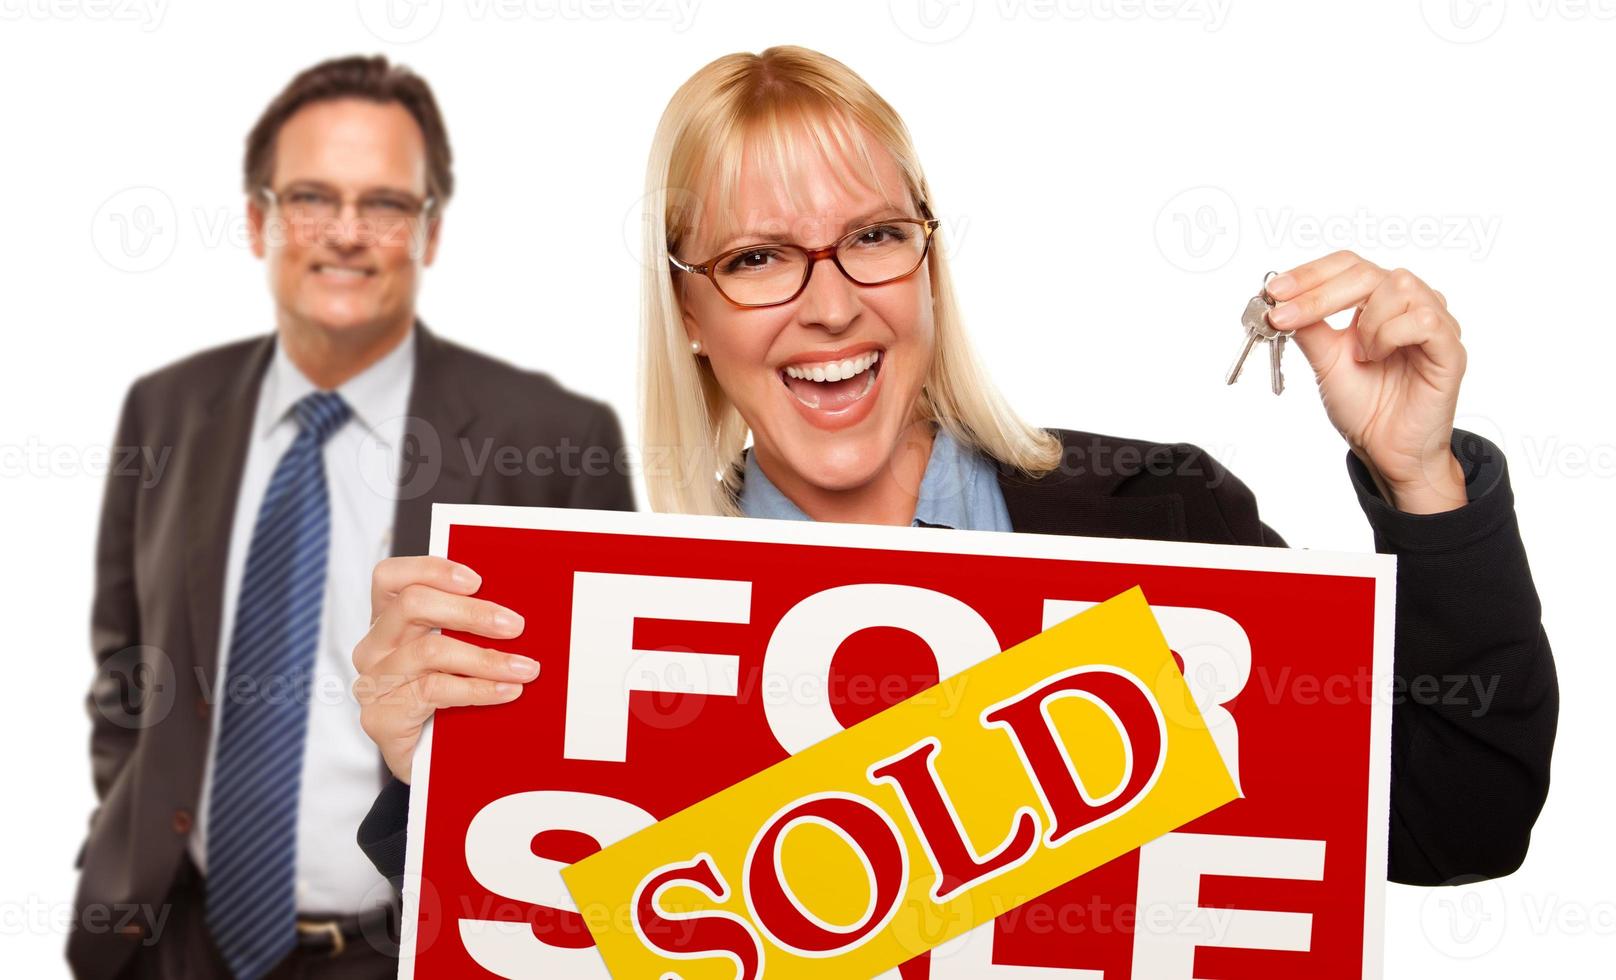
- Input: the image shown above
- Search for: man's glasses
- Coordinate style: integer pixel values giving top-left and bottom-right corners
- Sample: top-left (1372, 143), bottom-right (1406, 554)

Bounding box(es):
top-left (260, 183), bottom-right (435, 232)
top-left (669, 213), bottom-right (941, 309)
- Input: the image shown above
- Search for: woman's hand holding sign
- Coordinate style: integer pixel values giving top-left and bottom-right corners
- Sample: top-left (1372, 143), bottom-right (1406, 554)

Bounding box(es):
top-left (352, 556), bottom-right (534, 783)
top-left (1265, 250), bottom-right (1469, 515)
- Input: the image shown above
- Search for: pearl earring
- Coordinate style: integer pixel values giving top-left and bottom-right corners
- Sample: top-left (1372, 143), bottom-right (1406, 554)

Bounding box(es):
top-left (690, 340), bottom-right (702, 354)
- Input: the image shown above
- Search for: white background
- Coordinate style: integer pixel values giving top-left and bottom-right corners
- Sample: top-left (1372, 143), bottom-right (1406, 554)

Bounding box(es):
top-left (2, 0), bottom-right (1611, 975)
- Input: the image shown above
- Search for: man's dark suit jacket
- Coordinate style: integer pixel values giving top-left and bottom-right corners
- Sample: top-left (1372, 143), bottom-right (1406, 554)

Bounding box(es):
top-left (358, 427), bottom-right (1557, 892)
top-left (70, 324), bottom-right (634, 980)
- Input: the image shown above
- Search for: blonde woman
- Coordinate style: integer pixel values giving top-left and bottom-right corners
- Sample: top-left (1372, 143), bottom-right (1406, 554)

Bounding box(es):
top-left (355, 48), bottom-right (1555, 892)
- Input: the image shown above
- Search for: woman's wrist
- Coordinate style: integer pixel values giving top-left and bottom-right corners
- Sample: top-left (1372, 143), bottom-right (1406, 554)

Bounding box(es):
top-left (1384, 451), bottom-right (1468, 515)
top-left (1349, 444), bottom-right (1468, 515)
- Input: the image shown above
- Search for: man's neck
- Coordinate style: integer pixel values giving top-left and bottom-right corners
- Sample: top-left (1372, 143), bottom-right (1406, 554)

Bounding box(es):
top-left (276, 312), bottom-right (413, 390)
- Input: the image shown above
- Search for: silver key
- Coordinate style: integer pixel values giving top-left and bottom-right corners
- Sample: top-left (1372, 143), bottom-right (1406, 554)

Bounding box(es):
top-left (1269, 330), bottom-right (1288, 394)
top-left (1225, 273), bottom-right (1295, 394)
top-left (1225, 293), bottom-right (1277, 385)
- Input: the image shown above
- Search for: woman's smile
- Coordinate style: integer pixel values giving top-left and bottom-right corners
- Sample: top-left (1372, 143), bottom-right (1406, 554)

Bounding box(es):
top-left (777, 344), bottom-right (886, 430)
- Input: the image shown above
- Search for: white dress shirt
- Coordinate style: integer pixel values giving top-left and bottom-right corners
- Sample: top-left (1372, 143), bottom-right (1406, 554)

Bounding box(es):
top-left (190, 328), bottom-right (415, 914)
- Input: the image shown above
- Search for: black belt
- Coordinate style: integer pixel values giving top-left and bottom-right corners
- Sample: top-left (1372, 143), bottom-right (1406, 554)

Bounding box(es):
top-left (293, 905), bottom-right (397, 958)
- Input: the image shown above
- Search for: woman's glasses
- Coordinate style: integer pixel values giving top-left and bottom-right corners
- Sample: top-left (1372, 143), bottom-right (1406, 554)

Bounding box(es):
top-left (669, 213), bottom-right (940, 309)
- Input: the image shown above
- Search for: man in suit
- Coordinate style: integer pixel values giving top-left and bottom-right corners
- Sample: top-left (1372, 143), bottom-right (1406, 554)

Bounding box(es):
top-left (70, 55), bottom-right (633, 980)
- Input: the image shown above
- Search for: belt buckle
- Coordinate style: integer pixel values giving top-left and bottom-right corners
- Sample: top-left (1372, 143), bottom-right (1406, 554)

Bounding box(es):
top-left (296, 919), bottom-right (346, 958)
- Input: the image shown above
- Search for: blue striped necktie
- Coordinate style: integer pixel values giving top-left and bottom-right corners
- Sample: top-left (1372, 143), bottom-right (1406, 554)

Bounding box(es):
top-left (206, 390), bottom-right (351, 979)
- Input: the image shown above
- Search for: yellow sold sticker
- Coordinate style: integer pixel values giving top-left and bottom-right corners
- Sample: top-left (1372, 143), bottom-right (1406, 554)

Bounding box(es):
top-left (562, 587), bottom-right (1238, 979)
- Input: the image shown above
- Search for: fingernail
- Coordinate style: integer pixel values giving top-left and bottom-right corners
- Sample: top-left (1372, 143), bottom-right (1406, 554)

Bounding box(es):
top-left (494, 609), bottom-right (524, 635)
top-left (508, 655), bottom-right (540, 679)
top-left (451, 565), bottom-right (482, 591)
top-left (494, 682), bottom-right (522, 699)
top-left (1265, 274), bottom-right (1295, 298)
top-left (1268, 303), bottom-right (1299, 328)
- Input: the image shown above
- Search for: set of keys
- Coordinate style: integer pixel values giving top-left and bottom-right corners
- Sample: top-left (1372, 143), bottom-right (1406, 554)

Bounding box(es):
top-left (1225, 271), bottom-right (1297, 395)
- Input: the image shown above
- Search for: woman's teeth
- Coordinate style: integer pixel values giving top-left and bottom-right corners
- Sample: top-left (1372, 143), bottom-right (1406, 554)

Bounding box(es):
top-left (782, 350), bottom-right (880, 383)
top-left (780, 351), bottom-right (881, 411)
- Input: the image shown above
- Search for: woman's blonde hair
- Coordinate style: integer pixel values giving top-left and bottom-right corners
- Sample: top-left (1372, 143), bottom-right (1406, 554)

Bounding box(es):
top-left (640, 45), bottom-right (1060, 515)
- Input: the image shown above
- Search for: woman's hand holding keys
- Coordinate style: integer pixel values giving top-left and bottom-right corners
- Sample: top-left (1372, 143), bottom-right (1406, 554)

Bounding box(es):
top-left (1264, 250), bottom-right (1469, 515)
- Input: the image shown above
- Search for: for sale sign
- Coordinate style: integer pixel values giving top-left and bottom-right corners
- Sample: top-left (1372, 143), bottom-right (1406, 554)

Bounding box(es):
top-left (398, 505), bottom-right (1394, 979)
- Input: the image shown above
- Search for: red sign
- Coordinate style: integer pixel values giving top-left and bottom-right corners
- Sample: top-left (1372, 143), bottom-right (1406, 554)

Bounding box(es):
top-left (399, 506), bottom-right (1394, 979)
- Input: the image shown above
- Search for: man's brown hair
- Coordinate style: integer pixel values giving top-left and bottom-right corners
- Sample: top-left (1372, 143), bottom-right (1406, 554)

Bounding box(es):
top-left (244, 55), bottom-right (453, 211)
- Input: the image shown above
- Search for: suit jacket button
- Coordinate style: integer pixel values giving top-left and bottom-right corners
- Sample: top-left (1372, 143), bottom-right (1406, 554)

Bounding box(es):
top-left (171, 809), bottom-right (193, 835)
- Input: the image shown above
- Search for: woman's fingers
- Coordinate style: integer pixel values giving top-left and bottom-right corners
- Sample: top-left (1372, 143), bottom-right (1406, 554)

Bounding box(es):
top-left (1262, 250), bottom-right (1365, 303)
top-left (370, 555), bottom-right (482, 621)
top-left (366, 581), bottom-right (524, 655)
top-left (1354, 305), bottom-right (1465, 370)
top-left (1326, 266), bottom-right (1464, 371)
top-left (413, 671), bottom-right (525, 710)
top-left (356, 627), bottom-right (536, 784)
top-left (357, 632), bottom-right (538, 700)
top-left (1267, 254), bottom-right (1386, 331)
top-left (356, 578), bottom-right (515, 674)
top-left (1351, 267), bottom-right (1464, 363)
top-left (360, 673), bottom-right (524, 748)
top-left (396, 633), bottom-right (539, 683)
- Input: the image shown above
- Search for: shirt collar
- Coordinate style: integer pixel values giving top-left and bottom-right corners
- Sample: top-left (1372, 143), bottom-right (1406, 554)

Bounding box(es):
top-left (258, 326), bottom-right (416, 450)
top-left (739, 444), bottom-right (812, 522)
top-left (911, 426), bottom-right (980, 530)
top-left (739, 426), bottom-right (981, 529)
